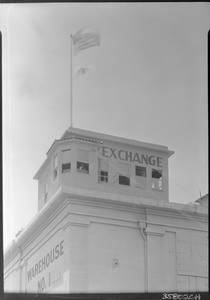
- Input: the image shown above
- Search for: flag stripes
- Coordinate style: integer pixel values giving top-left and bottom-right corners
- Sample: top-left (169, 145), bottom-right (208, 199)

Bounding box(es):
top-left (72, 28), bottom-right (100, 55)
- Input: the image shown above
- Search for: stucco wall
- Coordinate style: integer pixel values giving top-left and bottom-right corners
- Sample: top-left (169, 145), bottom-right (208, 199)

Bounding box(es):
top-left (4, 194), bottom-right (208, 293)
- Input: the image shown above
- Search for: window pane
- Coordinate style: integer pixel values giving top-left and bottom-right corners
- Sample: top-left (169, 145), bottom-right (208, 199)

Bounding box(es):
top-left (77, 162), bottom-right (89, 173)
top-left (100, 171), bottom-right (108, 182)
top-left (136, 166), bottom-right (146, 177)
top-left (152, 169), bottom-right (163, 190)
top-left (119, 175), bottom-right (130, 186)
top-left (62, 163), bottom-right (71, 173)
top-left (152, 169), bottom-right (162, 179)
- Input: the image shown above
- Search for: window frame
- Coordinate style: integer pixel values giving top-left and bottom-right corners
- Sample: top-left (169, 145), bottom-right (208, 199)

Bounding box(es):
top-left (119, 174), bottom-right (130, 186)
top-left (61, 149), bottom-right (71, 173)
top-left (151, 168), bottom-right (163, 190)
top-left (100, 170), bottom-right (108, 183)
top-left (62, 162), bottom-right (71, 173)
top-left (77, 161), bottom-right (89, 174)
top-left (135, 166), bottom-right (147, 177)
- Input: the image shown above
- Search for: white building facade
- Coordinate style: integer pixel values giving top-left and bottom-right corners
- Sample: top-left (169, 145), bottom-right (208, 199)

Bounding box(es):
top-left (4, 128), bottom-right (208, 293)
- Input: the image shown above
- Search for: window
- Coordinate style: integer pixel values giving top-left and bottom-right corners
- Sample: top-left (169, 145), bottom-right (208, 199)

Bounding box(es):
top-left (152, 169), bottom-right (163, 190)
top-left (136, 166), bottom-right (146, 177)
top-left (44, 182), bottom-right (49, 203)
top-left (119, 175), bottom-right (130, 186)
top-left (99, 158), bottom-right (108, 183)
top-left (100, 171), bottom-right (108, 182)
top-left (77, 149), bottom-right (89, 174)
top-left (53, 155), bottom-right (58, 179)
top-left (62, 149), bottom-right (71, 173)
top-left (77, 162), bottom-right (89, 173)
top-left (135, 166), bottom-right (147, 189)
top-left (119, 162), bottom-right (130, 186)
top-left (62, 163), bottom-right (71, 173)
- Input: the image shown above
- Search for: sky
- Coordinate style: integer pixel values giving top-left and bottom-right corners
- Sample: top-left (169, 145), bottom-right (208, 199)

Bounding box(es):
top-left (1, 2), bottom-right (209, 250)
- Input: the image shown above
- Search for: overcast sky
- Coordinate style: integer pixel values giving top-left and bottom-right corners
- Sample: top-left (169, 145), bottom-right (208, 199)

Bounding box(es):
top-left (1, 2), bottom-right (209, 249)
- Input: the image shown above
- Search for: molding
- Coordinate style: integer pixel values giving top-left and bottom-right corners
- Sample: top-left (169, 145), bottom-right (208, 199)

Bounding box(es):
top-left (145, 207), bottom-right (208, 221)
top-left (89, 219), bottom-right (138, 229)
top-left (68, 222), bottom-right (90, 228)
top-left (67, 194), bottom-right (146, 214)
top-left (63, 221), bottom-right (90, 229)
top-left (145, 227), bottom-right (165, 237)
top-left (61, 186), bottom-right (208, 217)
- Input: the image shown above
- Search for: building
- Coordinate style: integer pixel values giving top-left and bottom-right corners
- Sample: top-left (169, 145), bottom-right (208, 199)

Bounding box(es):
top-left (4, 127), bottom-right (208, 293)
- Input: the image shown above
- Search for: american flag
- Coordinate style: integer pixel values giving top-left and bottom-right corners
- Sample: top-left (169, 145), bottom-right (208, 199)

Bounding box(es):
top-left (72, 28), bottom-right (100, 56)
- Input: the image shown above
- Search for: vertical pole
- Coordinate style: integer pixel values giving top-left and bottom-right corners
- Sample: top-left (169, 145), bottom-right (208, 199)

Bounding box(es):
top-left (70, 35), bottom-right (73, 127)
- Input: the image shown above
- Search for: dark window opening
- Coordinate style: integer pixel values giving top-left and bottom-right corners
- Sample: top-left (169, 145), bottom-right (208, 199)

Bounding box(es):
top-left (77, 162), bottom-right (89, 174)
top-left (152, 169), bottom-right (162, 179)
top-left (53, 168), bottom-right (58, 178)
top-left (136, 166), bottom-right (146, 177)
top-left (62, 163), bottom-right (71, 173)
top-left (152, 169), bottom-right (163, 190)
top-left (100, 171), bottom-right (108, 182)
top-left (119, 175), bottom-right (130, 186)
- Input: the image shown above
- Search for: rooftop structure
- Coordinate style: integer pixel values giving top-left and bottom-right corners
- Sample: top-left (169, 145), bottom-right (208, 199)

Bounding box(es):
top-left (34, 127), bottom-right (174, 212)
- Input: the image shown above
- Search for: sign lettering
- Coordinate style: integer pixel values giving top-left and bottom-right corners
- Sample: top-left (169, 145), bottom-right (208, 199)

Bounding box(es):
top-left (100, 146), bottom-right (163, 167)
top-left (37, 277), bottom-right (46, 293)
top-left (27, 240), bottom-right (64, 283)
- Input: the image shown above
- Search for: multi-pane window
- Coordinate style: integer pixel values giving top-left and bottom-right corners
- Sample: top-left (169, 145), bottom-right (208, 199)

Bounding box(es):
top-left (53, 154), bottom-right (58, 179)
top-left (152, 169), bottom-right (163, 190)
top-left (62, 149), bottom-right (71, 173)
top-left (135, 166), bottom-right (146, 177)
top-left (135, 166), bottom-right (147, 189)
top-left (99, 158), bottom-right (108, 183)
top-left (77, 149), bottom-right (89, 174)
top-left (100, 171), bottom-right (108, 182)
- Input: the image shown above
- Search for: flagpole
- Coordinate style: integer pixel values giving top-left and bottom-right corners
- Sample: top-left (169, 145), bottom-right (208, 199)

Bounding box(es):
top-left (70, 34), bottom-right (73, 127)
top-left (70, 29), bottom-right (100, 127)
